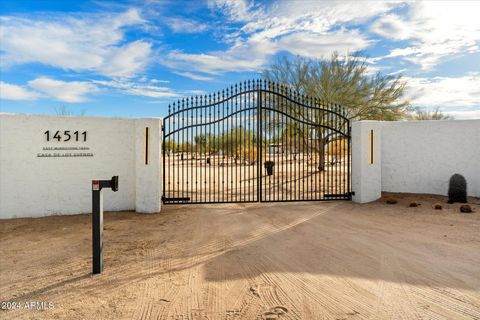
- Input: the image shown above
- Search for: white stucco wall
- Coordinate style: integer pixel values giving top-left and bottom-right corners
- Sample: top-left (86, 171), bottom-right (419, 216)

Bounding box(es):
top-left (0, 114), bottom-right (162, 219)
top-left (353, 119), bottom-right (480, 203)
top-left (381, 120), bottom-right (480, 197)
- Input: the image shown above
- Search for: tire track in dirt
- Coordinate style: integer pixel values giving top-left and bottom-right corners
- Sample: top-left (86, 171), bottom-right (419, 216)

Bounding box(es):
top-left (252, 257), bottom-right (302, 320)
top-left (219, 254), bottom-right (258, 320)
top-left (256, 251), bottom-right (372, 319)
top-left (130, 217), bottom-right (194, 320)
top-left (228, 205), bottom-right (340, 320)
top-left (370, 238), bottom-right (480, 320)
top-left (228, 206), bottom-right (356, 319)
top-left (239, 206), bottom-right (376, 319)
top-left (150, 212), bottom-right (223, 320)
top-left (133, 244), bottom-right (156, 320)
top-left (410, 285), bottom-right (480, 319)
top-left (372, 255), bottom-right (423, 320)
top-left (138, 204), bottom-right (338, 319)
top-left (211, 214), bottom-right (266, 320)
top-left (200, 238), bottom-right (236, 319)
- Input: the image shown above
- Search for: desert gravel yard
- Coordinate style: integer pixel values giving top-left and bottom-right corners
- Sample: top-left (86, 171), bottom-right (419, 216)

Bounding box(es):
top-left (1, 194), bottom-right (479, 319)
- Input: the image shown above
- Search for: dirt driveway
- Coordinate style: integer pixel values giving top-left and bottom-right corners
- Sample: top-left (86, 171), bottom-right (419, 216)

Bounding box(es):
top-left (1, 194), bottom-right (479, 319)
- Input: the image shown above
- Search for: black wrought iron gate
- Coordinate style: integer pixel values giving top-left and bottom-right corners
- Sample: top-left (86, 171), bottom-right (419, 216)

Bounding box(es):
top-left (162, 80), bottom-right (351, 204)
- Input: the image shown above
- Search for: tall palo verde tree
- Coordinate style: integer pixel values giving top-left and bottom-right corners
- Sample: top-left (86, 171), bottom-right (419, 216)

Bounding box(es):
top-left (262, 53), bottom-right (411, 171)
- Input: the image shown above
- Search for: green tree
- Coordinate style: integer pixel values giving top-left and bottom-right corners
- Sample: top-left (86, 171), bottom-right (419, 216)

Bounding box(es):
top-left (262, 53), bottom-right (410, 170)
top-left (407, 107), bottom-right (453, 120)
top-left (164, 140), bottom-right (178, 153)
top-left (194, 134), bottom-right (207, 154)
top-left (263, 53), bottom-right (410, 120)
top-left (219, 127), bottom-right (257, 164)
top-left (194, 133), bottom-right (217, 155)
top-left (274, 123), bottom-right (307, 153)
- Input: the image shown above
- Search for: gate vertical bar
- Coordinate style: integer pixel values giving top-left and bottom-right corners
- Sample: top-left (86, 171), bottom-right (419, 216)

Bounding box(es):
top-left (181, 99), bottom-right (184, 201)
top-left (301, 93), bottom-right (305, 201)
top-left (257, 80), bottom-right (262, 202)
top-left (162, 117), bottom-right (166, 202)
top-left (247, 84), bottom-right (251, 202)
top-left (221, 90), bottom-right (225, 201)
top-left (347, 120), bottom-right (351, 199)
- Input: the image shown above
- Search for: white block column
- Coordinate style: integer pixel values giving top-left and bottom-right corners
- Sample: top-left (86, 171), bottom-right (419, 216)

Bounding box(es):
top-left (135, 119), bottom-right (162, 213)
top-left (352, 121), bottom-right (383, 203)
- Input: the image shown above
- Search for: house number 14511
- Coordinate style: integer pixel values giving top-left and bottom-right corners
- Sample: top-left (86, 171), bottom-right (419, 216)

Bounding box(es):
top-left (44, 130), bottom-right (87, 142)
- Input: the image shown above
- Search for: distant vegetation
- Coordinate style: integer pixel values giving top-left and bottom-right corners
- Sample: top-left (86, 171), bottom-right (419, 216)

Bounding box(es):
top-left (407, 107), bottom-right (453, 120)
top-left (54, 105), bottom-right (86, 116)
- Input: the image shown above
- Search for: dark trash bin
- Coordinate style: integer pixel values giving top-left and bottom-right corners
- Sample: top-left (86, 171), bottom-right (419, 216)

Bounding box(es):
top-left (264, 161), bottom-right (275, 176)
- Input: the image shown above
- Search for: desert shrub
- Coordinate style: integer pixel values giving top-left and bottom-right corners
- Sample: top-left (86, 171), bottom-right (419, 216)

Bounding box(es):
top-left (327, 138), bottom-right (348, 156)
top-left (242, 146), bottom-right (257, 165)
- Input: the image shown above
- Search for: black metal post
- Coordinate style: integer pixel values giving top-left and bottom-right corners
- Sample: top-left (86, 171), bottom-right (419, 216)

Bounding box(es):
top-left (92, 185), bottom-right (103, 274)
top-left (91, 176), bottom-right (118, 274)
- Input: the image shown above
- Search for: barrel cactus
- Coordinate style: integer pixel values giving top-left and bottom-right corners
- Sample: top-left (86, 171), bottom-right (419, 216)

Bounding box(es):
top-left (447, 173), bottom-right (467, 204)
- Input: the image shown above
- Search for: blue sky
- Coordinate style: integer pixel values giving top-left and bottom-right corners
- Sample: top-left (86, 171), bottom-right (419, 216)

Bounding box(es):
top-left (1, 0), bottom-right (479, 119)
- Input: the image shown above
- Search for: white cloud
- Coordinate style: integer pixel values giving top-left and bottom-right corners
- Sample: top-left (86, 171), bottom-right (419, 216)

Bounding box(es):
top-left (241, 1), bottom-right (395, 36)
top-left (166, 48), bottom-right (266, 75)
top-left (98, 41), bottom-right (151, 78)
top-left (0, 81), bottom-right (39, 100)
top-left (126, 86), bottom-right (179, 98)
top-left (197, 1), bottom-right (480, 75)
top-left (92, 80), bottom-right (180, 98)
top-left (150, 79), bottom-right (169, 83)
top-left (405, 74), bottom-right (480, 115)
top-left (165, 28), bottom-right (369, 75)
top-left (371, 1), bottom-right (480, 69)
top-left (174, 71), bottom-right (215, 81)
top-left (279, 29), bottom-right (371, 59)
top-left (446, 109), bottom-right (480, 119)
top-left (165, 1), bottom-right (396, 75)
top-left (166, 17), bottom-right (208, 33)
top-left (165, 39), bottom-right (271, 74)
top-left (0, 9), bottom-right (151, 78)
top-left (185, 90), bottom-right (207, 95)
top-left (28, 77), bottom-right (98, 102)
top-left (209, 0), bottom-right (258, 22)
top-left (371, 13), bottom-right (415, 41)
